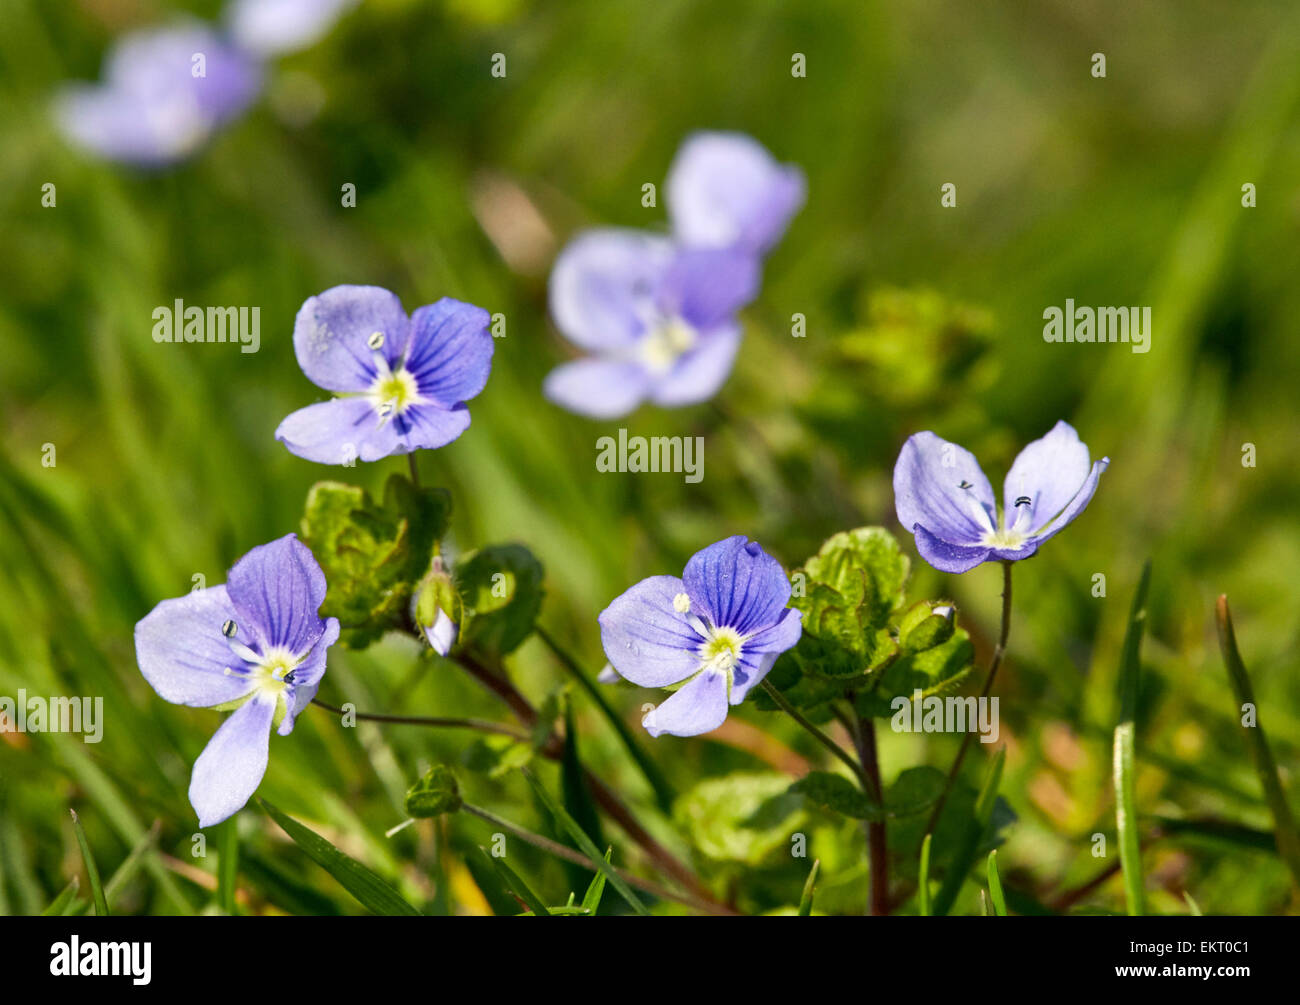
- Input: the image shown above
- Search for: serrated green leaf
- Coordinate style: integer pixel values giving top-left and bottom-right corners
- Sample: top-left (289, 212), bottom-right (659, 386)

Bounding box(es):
top-left (678, 772), bottom-right (809, 864)
top-left (260, 799), bottom-right (421, 916)
top-left (455, 544), bottom-right (544, 659)
top-left (790, 771), bottom-right (880, 820)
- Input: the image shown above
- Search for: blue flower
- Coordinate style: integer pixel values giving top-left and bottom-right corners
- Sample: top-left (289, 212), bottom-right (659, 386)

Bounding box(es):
top-left (225, 0), bottom-right (358, 58)
top-left (598, 536), bottom-right (802, 738)
top-left (54, 21), bottom-right (261, 167)
top-left (276, 285), bottom-right (493, 464)
top-left (666, 131), bottom-right (806, 256)
top-left (134, 534), bottom-right (340, 827)
top-left (544, 230), bottom-right (760, 418)
top-left (894, 421), bottom-right (1109, 574)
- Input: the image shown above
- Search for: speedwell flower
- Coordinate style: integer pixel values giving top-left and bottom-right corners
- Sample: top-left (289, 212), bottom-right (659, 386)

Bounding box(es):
top-left (544, 230), bottom-right (759, 418)
top-left (225, 0), bottom-right (358, 58)
top-left (894, 420), bottom-right (1109, 574)
top-left (598, 536), bottom-right (802, 738)
top-left (666, 131), bottom-right (806, 256)
top-left (276, 285), bottom-right (493, 464)
top-left (54, 22), bottom-right (261, 167)
top-left (134, 534), bottom-right (340, 827)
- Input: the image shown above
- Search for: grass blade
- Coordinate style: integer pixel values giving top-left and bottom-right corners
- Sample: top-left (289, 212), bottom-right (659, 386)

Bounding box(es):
top-left (1114, 561), bottom-right (1151, 916)
top-left (798, 858), bottom-right (820, 916)
top-left (1216, 595), bottom-right (1300, 889)
top-left (933, 746), bottom-right (1006, 916)
top-left (69, 809), bottom-right (108, 917)
top-left (41, 878), bottom-right (80, 916)
top-left (478, 848), bottom-right (551, 916)
top-left (1183, 891), bottom-right (1203, 916)
top-left (580, 849), bottom-right (611, 913)
top-left (259, 799), bottom-right (421, 916)
top-left (918, 833), bottom-right (932, 917)
top-left (217, 818), bottom-right (239, 915)
top-left (986, 849), bottom-right (1007, 916)
top-left (522, 768), bottom-right (650, 916)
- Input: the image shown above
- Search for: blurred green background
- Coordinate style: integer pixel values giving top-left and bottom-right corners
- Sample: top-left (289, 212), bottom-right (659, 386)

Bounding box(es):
top-left (2, 0), bottom-right (1299, 915)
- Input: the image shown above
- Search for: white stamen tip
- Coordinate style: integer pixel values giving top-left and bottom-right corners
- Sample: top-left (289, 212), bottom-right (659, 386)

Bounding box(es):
top-left (367, 331), bottom-right (385, 349)
top-left (672, 592), bottom-right (691, 614)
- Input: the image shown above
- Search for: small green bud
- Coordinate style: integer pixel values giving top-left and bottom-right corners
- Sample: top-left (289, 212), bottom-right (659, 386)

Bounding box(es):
top-left (900, 601), bottom-right (956, 653)
top-left (413, 559), bottom-right (461, 656)
top-left (404, 764), bottom-right (462, 817)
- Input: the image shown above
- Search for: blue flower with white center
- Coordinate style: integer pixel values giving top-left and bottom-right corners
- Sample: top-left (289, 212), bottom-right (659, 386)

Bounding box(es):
top-left (276, 285), bottom-right (493, 464)
top-left (894, 420), bottom-right (1110, 574)
top-left (544, 230), bottom-right (760, 419)
top-left (598, 536), bottom-right (802, 738)
top-left (666, 131), bottom-right (806, 256)
top-left (134, 534), bottom-right (340, 827)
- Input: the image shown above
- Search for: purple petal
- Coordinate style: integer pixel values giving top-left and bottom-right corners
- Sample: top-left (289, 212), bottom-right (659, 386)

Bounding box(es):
top-left (226, 0), bottom-right (356, 58)
top-left (894, 432), bottom-right (997, 546)
top-left (913, 524), bottom-right (992, 574)
top-left (549, 229), bottom-right (675, 352)
top-left (1030, 458), bottom-right (1109, 544)
top-left (393, 402), bottom-right (473, 452)
top-left (134, 585), bottom-right (255, 707)
top-left (647, 324), bottom-right (741, 408)
top-left (543, 357), bottom-right (651, 419)
top-left (682, 536), bottom-right (792, 635)
top-left (666, 131), bottom-right (805, 255)
top-left (642, 669), bottom-right (729, 738)
top-left (660, 248), bottom-right (760, 329)
top-left (226, 534), bottom-right (328, 654)
top-left (276, 396), bottom-right (376, 465)
top-left (731, 651), bottom-right (780, 705)
top-left (278, 616), bottom-right (340, 736)
top-left (598, 575), bottom-right (703, 688)
top-left (189, 693), bottom-right (276, 827)
top-left (293, 285), bottom-right (409, 393)
top-left (1003, 421), bottom-right (1094, 535)
top-left (405, 298), bottom-right (493, 407)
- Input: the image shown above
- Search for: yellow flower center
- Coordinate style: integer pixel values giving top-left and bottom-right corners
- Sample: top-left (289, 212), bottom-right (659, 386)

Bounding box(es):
top-left (368, 367), bottom-right (421, 417)
top-left (639, 318), bottom-right (697, 372)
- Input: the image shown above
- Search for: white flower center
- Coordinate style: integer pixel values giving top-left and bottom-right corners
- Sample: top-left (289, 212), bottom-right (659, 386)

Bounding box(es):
top-left (698, 626), bottom-right (744, 674)
top-left (368, 367), bottom-right (422, 420)
top-left (638, 317), bottom-right (697, 373)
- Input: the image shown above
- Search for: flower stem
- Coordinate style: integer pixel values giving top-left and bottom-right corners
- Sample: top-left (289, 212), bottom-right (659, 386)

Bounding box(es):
top-left (924, 560), bottom-right (1014, 838)
top-left (851, 714), bottom-right (890, 916)
top-left (460, 802), bottom-right (736, 915)
top-left (761, 680), bottom-right (870, 790)
top-left (407, 452), bottom-right (421, 487)
top-left (310, 698), bottom-right (528, 739)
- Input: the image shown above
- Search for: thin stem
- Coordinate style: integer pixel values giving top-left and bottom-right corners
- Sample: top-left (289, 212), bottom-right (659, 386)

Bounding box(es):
top-left (852, 716), bottom-right (890, 916)
top-left (924, 560), bottom-right (1014, 837)
top-left (461, 803), bottom-right (736, 916)
top-left (407, 452), bottom-right (421, 487)
top-left (310, 698), bottom-right (528, 740)
top-left (761, 680), bottom-right (869, 790)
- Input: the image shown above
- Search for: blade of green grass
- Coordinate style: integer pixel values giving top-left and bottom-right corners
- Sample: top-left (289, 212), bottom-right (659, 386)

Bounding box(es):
top-left (522, 768), bottom-right (650, 916)
top-left (217, 818), bottom-right (239, 915)
top-left (1183, 891), bottom-right (1203, 916)
top-left (1115, 561), bottom-right (1151, 916)
top-left (933, 746), bottom-right (1006, 916)
top-left (986, 850), bottom-right (1007, 916)
top-left (1216, 595), bottom-right (1300, 889)
top-left (41, 878), bottom-right (80, 916)
top-left (918, 833), bottom-right (932, 917)
top-left (69, 809), bottom-right (108, 917)
top-left (478, 848), bottom-right (551, 916)
top-left (580, 849), bottom-right (611, 913)
top-left (102, 821), bottom-right (161, 909)
top-left (798, 858), bottom-right (820, 916)
top-left (259, 799), bottom-right (421, 916)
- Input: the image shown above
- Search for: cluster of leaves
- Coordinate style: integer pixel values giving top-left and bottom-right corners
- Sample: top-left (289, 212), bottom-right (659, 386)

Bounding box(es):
top-left (757, 526), bottom-right (974, 721)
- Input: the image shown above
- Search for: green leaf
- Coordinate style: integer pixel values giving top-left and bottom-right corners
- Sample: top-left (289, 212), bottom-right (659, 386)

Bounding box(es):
top-left (455, 544), bottom-right (545, 659)
top-left (299, 475), bottom-right (451, 647)
top-left (523, 769), bottom-right (650, 916)
top-left (41, 878), bottom-right (80, 916)
top-left (678, 772), bottom-right (808, 864)
top-left (885, 766), bottom-right (948, 817)
top-left (404, 765), bottom-right (463, 818)
top-left (932, 747), bottom-right (1006, 916)
top-left (790, 771), bottom-right (881, 820)
top-left (1115, 561), bottom-right (1151, 916)
top-left (461, 734), bottom-right (535, 778)
top-left (986, 849), bottom-right (1007, 916)
top-left (798, 859), bottom-right (820, 916)
top-left (477, 847), bottom-right (550, 916)
top-left (69, 809), bottom-right (108, 917)
top-left (259, 799), bottom-right (421, 916)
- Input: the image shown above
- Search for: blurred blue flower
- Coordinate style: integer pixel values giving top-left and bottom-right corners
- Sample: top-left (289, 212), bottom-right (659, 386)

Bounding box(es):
top-left (226, 0), bottom-right (358, 58)
top-left (276, 285), bottom-right (493, 464)
top-left (666, 131), bottom-right (806, 256)
top-left (599, 535), bottom-right (802, 738)
top-left (894, 420), bottom-right (1109, 574)
top-left (55, 22), bottom-right (261, 167)
top-left (134, 534), bottom-right (340, 827)
top-left (544, 229), bottom-right (759, 418)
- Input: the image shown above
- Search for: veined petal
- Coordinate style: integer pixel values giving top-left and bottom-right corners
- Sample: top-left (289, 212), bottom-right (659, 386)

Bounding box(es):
top-left (134, 585), bottom-right (255, 707)
top-left (394, 402), bottom-right (472, 452)
top-left (731, 650), bottom-right (780, 705)
top-left (666, 131), bottom-right (806, 255)
top-left (660, 248), bottom-right (760, 329)
top-left (598, 575), bottom-right (703, 688)
top-left (275, 396), bottom-right (380, 465)
top-left (293, 285), bottom-right (409, 392)
top-left (894, 431), bottom-right (997, 546)
top-left (549, 229), bottom-right (676, 352)
top-left (226, 534), bottom-right (328, 654)
top-left (277, 616), bottom-right (340, 736)
top-left (682, 536), bottom-right (792, 636)
top-left (647, 324), bottom-right (741, 409)
top-left (1029, 458), bottom-right (1109, 544)
top-left (544, 357), bottom-right (651, 419)
top-left (1003, 421), bottom-right (1094, 535)
top-left (642, 669), bottom-right (729, 738)
top-left (913, 524), bottom-right (992, 574)
top-left (189, 693), bottom-right (276, 827)
top-left (743, 607), bottom-right (803, 654)
top-left (405, 298), bottom-right (493, 407)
